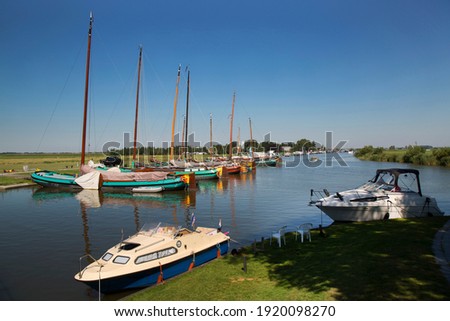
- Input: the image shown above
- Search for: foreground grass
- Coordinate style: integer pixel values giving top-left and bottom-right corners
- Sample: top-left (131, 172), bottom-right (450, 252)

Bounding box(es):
top-left (126, 217), bottom-right (450, 301)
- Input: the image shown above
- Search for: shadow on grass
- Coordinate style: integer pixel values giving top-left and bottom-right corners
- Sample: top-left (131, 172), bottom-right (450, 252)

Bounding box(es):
top-left (238, 217), bottom-right (450, 300)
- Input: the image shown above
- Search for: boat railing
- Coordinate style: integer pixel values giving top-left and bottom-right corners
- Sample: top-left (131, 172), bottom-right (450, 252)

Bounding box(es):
top-left (309, 189), bottom-right (330, 205)
top-left (77, 254), bottom-right (103, 278)
top-left (78, 253), bottom-right (104, 301)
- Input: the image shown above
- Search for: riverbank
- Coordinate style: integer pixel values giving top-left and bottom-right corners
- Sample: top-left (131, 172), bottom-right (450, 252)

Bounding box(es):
top-left (355, 146), bottom-right (450, 167)
top-left (125, 217), bottom-right (450, 301)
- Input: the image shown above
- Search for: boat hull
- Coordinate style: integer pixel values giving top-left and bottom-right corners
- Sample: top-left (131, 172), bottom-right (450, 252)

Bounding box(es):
top-left (32, 170), bottom-right (187, 191)
top-left (77, 240), bottom-right (229, 293)
top-left (174, 168), bottom-right (220, 180)
top-left (31, 171), bottom-right (79, 188)
top-left (317, 194), bottom-right (444, 222)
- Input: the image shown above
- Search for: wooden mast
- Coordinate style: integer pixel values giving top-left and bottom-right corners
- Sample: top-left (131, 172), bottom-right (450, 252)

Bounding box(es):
top-left (170, 65), bottom-right (181, 161)
top-left (132, 46), bottom-right (143, 165)
top-left (249, 117), bottom-right (254, 158)
top-left (209, 113), bottom-right (213, 158)
top-left (184, 67), bottom-right (190, 160)
top-left (228, 91), bottom-right (235, 159)
top-left (80, 12), bottom-right (93, 168)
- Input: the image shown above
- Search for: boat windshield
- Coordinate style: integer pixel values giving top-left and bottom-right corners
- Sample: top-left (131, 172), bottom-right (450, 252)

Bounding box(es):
top-left (362, 171), bottom-right (419, 193)
top-left (138, 222), bottom-right (180, 237)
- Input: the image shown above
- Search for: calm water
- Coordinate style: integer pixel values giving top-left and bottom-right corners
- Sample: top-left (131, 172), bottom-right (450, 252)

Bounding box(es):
top-left (1, 154), bottom-right (449, 301)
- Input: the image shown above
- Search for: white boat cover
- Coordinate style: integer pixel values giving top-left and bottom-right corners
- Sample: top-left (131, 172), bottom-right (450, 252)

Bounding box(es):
top-left (75, 171), bottom-right (102, 190)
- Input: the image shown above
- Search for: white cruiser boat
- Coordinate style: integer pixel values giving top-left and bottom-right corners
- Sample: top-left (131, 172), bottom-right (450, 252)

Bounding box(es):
top-left (75, 222), bottom-right (230, 293)
top-left (312, 168), bottom-right (444, 222)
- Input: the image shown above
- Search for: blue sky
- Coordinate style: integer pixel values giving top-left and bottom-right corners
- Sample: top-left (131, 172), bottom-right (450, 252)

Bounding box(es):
top-left (1, 0), bottom-right (450, 152)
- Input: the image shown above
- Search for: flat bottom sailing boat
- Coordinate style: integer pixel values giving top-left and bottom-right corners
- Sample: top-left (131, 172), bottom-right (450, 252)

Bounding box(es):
top-left (31, 14), bottom-right (187, 191)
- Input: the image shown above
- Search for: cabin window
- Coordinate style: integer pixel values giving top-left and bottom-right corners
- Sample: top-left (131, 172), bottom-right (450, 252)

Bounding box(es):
top-left (113, 255), bottom-right (130, 264)
top-left (135, 247), bottom-right (177, 264)
top-left (102, 252), bottom-right (113, 262)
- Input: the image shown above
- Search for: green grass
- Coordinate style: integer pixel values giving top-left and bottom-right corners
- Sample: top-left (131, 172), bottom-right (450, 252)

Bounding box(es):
top-left (126, 217), bottom-right (450, 301)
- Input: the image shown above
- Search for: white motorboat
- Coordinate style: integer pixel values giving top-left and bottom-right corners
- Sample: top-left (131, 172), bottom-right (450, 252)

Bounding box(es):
top-left (75, 222), bottom-right (230, 293)
top-left (311, 168), bottom-right (444, 222)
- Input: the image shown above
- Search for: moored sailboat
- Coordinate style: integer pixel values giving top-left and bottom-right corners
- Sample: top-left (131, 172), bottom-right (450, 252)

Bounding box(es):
top-left (31, 14), bottom-right (187, 191)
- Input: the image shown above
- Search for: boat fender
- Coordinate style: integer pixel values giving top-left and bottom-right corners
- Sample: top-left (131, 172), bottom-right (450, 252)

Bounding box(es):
top-left (383, 213), bottom-right (390, 220)
top-left (188, 252), bottom-right (195, 271)
top-left (157, 262), bottom-right (164, 284)
top-left (216, 244), bottom-right (221, 258)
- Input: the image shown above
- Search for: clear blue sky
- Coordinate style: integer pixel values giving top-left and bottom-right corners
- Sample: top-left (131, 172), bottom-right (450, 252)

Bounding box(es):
top-left (1, 0), bottom-right (450, 152)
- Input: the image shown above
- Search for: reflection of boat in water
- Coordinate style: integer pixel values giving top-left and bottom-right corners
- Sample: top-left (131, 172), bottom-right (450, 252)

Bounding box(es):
top-left (132, 186), bottom-right (163, 193)
top-left (311, 168), bottom-right (445, 222)
top-left (74, 222), bottom-right (230, 293)
top-left (32, 188), bottom-right (195, 209)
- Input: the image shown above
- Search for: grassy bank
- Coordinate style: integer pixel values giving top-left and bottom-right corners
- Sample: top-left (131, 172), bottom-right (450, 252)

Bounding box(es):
top-left (126, 217), bottom-right (450, 301)
top-left (355, 146), bottom-right (450, 167)
top-left (0, 152), bottom-right (209, 186)
top-left (0, 153), bottom-right (88, 186)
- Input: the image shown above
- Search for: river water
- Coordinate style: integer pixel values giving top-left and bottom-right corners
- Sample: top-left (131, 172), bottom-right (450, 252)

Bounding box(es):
top-left (1, 153), bottom-right (449, 301)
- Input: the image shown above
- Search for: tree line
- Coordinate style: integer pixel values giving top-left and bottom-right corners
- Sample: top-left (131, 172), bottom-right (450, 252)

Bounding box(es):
top-left (355, 145), bottom-right (450, 167)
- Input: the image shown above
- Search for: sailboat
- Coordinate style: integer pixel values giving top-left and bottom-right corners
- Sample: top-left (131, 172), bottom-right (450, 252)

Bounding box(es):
top-left (168, 67), bottom-right (222, 180)
top-left (31, 13), bottom-right (187, 191)
top-left (224, 91), bottom-right (241, 174)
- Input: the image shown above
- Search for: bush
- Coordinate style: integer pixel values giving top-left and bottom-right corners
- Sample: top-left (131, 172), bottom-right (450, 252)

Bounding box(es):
top-left (432, 148), bottom-right (450, 166)
top-left (402, 146), bottom-right (425, 164)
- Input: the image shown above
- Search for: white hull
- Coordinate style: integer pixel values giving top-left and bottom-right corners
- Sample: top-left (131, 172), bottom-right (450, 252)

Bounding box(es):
top-left (314, 168), bottom-right (444, 222)
top-left (318, 195), bottom-right (443, 222)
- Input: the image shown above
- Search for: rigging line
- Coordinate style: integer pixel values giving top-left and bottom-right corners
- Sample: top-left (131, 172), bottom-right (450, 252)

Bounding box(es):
top-left (96, 66), bottom-right (135, 149)
top-left (142, 50), bottom-right (169, 100)
top-left (93, 22), bottom-right (125, 85)
top-left (35, 42), bottom-right (84, 152)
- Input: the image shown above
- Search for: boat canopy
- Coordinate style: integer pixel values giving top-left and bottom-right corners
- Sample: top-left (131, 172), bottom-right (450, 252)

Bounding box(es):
top-left (369, 168), bottom-right (422, 196)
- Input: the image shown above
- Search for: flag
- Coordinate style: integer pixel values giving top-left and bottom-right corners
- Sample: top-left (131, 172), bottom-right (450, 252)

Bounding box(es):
top-left (218, 218), bottom-right (222, 229)
top-left (190, 213), bottom-right (196, 227)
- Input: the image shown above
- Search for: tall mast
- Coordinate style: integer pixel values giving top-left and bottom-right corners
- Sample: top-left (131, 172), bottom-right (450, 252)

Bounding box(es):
top-left (209, 113), bottom-right (213, 158)
top-left (170, 65), bottom-right (181, 161)
top-left (229, 91), bottom-right (235, 159)
top-left (133, 46), bottom-right (143, 163)
top-left (249, 117), bottom-right (253, 158)
top-left (237, 126), bottom-right (241, 154)
top-left (80, 12), bottom-right (93, 168)
top-left (180, 114), bottom-right (186, 159)
top-left (184, 67), bottom-right (190, 160)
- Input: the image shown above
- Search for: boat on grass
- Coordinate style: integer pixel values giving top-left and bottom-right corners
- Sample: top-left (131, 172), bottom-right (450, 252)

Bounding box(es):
top-left (74, 221), bottom-right (230, 293)
top-left (311, 168), bottom-right (445, 222)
